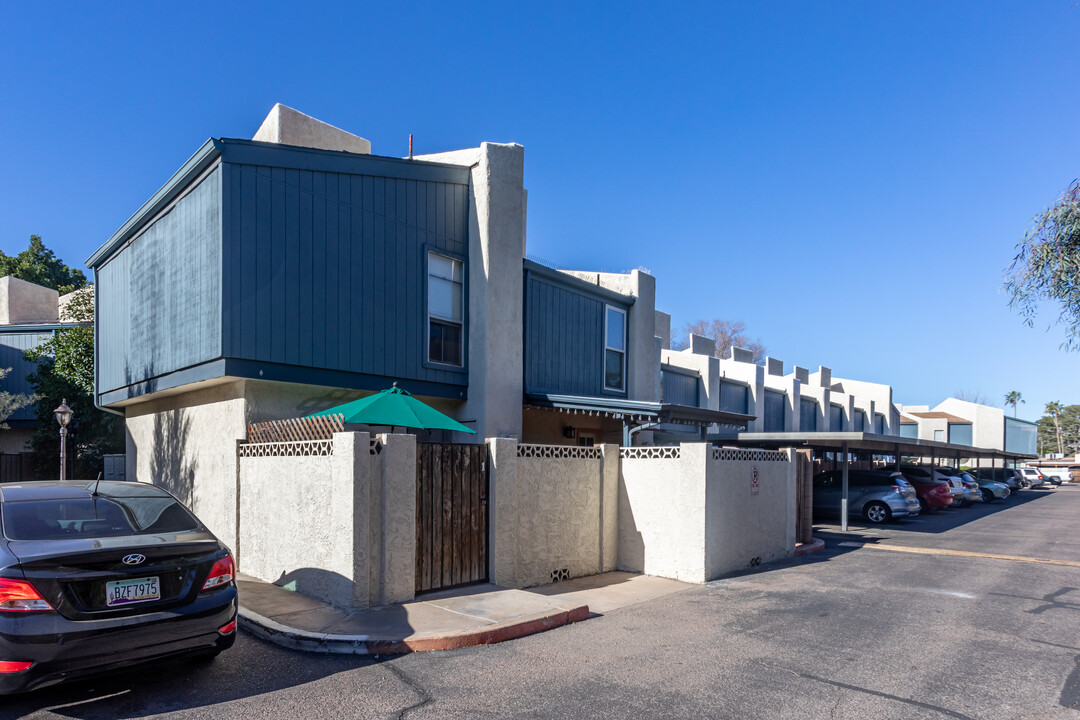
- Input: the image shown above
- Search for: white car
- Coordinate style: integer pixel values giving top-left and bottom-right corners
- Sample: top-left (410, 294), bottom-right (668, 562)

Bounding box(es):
top-left (1043, 468), bottom-right (1072, 485)
top-left (1020, 467), bottom-right (1048, 487)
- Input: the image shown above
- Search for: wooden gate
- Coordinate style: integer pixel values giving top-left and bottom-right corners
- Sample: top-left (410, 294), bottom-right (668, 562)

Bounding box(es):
top-left (415, 443), bottom-right (488, 594)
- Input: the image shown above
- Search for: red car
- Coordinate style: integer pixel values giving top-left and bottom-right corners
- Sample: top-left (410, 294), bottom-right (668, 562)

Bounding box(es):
top-left (903, 476), bottom-right (954, 512)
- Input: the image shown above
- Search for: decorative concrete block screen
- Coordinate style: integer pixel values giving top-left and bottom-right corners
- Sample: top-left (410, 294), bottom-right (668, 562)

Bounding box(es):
top-left (237, 432), bottom-right (414, 609)
top-left (489, 440), bottom-right (619, 588)
top-left (619, 444), bottom-right (795, 583)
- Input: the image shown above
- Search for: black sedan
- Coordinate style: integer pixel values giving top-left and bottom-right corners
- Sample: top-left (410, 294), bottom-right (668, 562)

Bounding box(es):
top-left (0, 481), bottom-right (236, 694)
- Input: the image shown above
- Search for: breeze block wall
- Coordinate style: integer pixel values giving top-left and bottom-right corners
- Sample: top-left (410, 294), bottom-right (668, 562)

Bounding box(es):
top-left (487, 438), bottom-right (619, 588)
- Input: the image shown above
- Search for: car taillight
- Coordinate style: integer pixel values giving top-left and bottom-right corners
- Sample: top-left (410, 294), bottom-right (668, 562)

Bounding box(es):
top-left (202, 554), bottom-right (235, 590)
top-left (0, 579), bottom-right (53, 612)
top-left (218, 619), bottom-right (237, 635)
top-left (0, 661), bottom-right (33, 673)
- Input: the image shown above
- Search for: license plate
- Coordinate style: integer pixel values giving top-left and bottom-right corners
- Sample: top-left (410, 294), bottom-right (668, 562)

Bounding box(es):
top-left (105, 577), bottom-right (160, 607)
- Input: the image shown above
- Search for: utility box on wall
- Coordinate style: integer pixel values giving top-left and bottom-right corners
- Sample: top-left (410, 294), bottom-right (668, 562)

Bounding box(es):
top-left (103, 454), bottom-right (127, 481)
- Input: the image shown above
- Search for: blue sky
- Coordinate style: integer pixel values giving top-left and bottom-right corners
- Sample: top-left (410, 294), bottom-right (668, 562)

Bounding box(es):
top-left (1, 2), bottom-right (1076, 420)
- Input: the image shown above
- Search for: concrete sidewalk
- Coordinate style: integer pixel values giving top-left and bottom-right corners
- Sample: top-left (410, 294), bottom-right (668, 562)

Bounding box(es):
top-left (237, 571), bottom-right (690, 655)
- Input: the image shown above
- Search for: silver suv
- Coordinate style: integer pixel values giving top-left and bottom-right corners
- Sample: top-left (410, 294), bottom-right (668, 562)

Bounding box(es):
top-left (813, 469), bottom-right (921, 524)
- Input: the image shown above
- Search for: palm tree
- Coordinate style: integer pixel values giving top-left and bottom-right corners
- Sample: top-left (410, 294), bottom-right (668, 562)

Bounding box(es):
top-left (1046, 401), bottom-right (1064, 455)
top-left (1004, 391), bottom-right (1024, 418)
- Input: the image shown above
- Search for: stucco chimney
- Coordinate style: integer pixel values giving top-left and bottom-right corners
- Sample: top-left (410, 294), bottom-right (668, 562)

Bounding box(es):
top-left (253, 104), bottom-right (371, 155)
top-left (0, 276), bottom-right (59, 325)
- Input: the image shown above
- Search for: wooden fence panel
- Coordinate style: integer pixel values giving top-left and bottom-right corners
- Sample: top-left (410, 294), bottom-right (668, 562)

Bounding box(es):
top-left (416, 443), bottom-right (487, 593)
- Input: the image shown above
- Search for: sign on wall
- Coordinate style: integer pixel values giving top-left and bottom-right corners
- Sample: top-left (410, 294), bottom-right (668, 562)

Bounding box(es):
top-left (751, 466), bottom-right (760, 495)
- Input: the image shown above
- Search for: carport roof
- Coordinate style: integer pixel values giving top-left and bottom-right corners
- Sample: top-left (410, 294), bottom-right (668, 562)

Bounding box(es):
top-left (727, 431), bottom-right (1037, 462)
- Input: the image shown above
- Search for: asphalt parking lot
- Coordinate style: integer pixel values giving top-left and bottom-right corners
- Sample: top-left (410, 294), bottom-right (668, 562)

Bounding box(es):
top-left (7, 485), bottom-right (1080, 719)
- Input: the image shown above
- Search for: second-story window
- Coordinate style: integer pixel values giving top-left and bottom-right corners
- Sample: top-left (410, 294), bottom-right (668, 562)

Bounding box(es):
top-left (604, 305), bottom-right (626, 391)
top-left (428, 252), bottom-right (463, 366)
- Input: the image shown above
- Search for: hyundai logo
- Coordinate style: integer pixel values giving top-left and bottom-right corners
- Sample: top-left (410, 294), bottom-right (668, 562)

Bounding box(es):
top-left (122, 554), bottom-right (146, 566)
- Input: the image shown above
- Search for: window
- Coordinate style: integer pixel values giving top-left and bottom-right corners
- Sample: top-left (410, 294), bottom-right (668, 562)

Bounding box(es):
top-left (428, 253), bottom-right (463, 366)
top-left (720, 381), bottom-right (749, 414)
top-left (764, 390), bottom-right (785, 432)
top-left (948, 423), bottom-right (972, 446)
top-left (933, 429), bottom-right (944, 442)
top-left (874, 414), bottom-right (885, 435)
top-left (799, 398), bottom-right (818, 432)
top-left (830, 404), bottom-right (844, 431)
top-left (900, 423), bottom-right (918, 439)
top-left (854, 411), bottom-right (867, 433)
top-left (604, 306), bottom-right (626, 391)
top-left (2, 497), bottom-right (198, 540)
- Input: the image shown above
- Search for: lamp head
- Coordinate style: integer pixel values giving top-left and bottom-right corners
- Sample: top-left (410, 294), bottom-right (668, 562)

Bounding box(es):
top-left (53, 400), bottom-right (73, 428)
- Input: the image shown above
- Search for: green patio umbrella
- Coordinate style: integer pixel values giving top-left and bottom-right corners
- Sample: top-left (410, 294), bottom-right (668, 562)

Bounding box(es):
top-left (307, 383), bottom-right (476, 434)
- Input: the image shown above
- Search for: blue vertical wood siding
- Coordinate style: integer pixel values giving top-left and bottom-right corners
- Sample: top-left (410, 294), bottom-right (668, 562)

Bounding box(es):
top-left (220, 162), bottom-right (469, 388)
top-left (96, 166), bottom-right (223, 394)
top-left (523, 271), bottom-right (630, 397)
top-left (719, 380), bottom-right (749, 415)
top-left (93, 140), bottom-right (474, 402)
top-left (0, 330), bottom-right (53, 421)
top-left (661, 366), bottom-right (699, 406)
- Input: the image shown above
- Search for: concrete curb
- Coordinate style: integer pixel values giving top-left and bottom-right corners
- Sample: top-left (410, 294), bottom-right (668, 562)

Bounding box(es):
top-left (237, 603), bottom-right (590, 655)
top-left (794, 538), bottom-right (826, 557)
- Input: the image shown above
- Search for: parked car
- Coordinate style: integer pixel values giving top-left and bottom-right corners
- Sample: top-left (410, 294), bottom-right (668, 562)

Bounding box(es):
top-left (936, 467), bottom-right (983, 505)
top-left (1044, 468), bottom-right (1074, 485)
top-left (1020, 467), bottom-right (1048, 488)
top-left (974, 467), bottom-right (1023, 492)
top-left (813, 469), bottom-right (921, 524)
top-left (964, 472), bottom-right (1010, 502)
top-left (0, 481), bottom-right (237, 694)
top-left (900, 465), bottom-right (964, 506)
top-left (900, 474), bottom-right (955, 513)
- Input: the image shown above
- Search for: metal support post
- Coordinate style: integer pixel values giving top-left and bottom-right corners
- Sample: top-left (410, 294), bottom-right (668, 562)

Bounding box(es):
top-left (841, 440), bottom-right (850, 532)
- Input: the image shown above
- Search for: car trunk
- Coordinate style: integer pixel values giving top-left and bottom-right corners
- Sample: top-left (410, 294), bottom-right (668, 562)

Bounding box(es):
top-left (8, 533), bottom-right (224, 620)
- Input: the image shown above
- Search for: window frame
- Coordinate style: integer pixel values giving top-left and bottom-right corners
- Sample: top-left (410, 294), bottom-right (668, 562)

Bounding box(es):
top-left (603, 304), bottom-right (627, 393)
top-left (425, 250), bottom-right (466, 369)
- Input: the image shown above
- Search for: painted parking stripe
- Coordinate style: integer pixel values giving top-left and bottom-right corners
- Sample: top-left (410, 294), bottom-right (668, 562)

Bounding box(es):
top-left (837, 542), bottom-right (1080, 569)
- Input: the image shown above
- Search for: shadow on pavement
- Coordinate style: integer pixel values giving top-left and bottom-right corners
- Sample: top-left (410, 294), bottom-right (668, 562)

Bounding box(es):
top-left (2, 634), bottom-right (384, 719)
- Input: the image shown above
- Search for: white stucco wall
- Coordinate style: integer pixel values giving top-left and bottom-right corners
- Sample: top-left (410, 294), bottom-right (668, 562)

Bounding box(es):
top-left (705, 450), bottom-right (796, 578)
top-left (619, 444), bottom-right (795, 583)
top-left (0, 276), bottom-right (59, 325)
top-left (619, 446), bottom-right (708, 582)
top-left (124, 381), bottom-right (247, 553)
top-left (237, 431), bottom-right (415, 609)
top-left (238, 440), bottom-right (357, 606)
top-left (489, 439), bottom-right (618, 588)
top-left (253, 103), bottom-right (371, 154)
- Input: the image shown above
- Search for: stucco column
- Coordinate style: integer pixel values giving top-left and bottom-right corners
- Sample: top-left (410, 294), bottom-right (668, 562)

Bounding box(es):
top-left (463, 143), bottom-right (526, 440)
top-left (379, 433), bottom-right (416, 605)
top-left (488, 437), bottom-right (519, 586)
top-left (600, 443), bottom-right (619, 572)
top-left (333, 431), bottom-right (371, 608)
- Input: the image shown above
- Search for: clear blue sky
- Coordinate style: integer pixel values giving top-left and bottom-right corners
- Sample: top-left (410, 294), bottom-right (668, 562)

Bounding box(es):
top-left (1, 2), bottom-right (1076, 421)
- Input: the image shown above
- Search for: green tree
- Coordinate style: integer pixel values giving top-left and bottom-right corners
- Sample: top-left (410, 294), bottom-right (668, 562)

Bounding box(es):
top-left (1046, 401), bottom-right (1064, 456)
top-left (0, 235), bottom-right (88, 293)
top-left (1038, 404), bottom-right (1080, 456)
top-left (1004, 391), bottom-right (1024, 418)
top-left (24, 288), bottom-right (123, 478)
top-left (0, 368), bottom-right (33, 431)
top-left (1006, 180), bottom-right (1080, 349)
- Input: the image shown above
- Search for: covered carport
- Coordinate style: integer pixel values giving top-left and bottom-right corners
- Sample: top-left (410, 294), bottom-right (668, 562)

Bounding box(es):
top-left (725, 432), bottom-right (1038, 532)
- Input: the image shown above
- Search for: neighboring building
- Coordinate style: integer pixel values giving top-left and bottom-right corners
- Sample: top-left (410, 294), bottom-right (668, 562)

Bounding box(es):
top-left (0, 277), bottom-right (88, 467)
top-left (896, 398), bottom-right (1038, 459)
top-left (660, 340), bottom-right (900, 440)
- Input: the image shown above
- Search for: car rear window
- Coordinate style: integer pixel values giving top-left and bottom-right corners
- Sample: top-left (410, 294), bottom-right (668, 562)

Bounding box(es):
top-left (1, 497), bottom-right (200, 540)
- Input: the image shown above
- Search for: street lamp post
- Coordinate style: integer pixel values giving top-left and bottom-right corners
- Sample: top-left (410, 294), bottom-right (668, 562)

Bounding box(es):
top-left (53, 400), bottom-right (73, 481)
